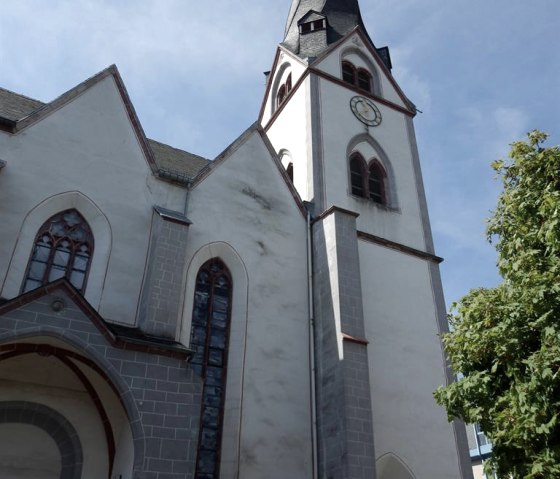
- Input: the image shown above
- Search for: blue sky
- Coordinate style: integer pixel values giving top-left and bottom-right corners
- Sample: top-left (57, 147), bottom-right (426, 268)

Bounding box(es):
top-left (1, 0), bottom-right (558, 306)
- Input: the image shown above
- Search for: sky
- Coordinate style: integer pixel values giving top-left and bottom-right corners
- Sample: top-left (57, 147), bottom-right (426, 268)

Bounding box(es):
top-left (1, 0), bottom-right (559, 306)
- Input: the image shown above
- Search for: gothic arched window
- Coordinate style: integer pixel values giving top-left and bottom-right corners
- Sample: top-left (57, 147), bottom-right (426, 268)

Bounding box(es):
top-left (357, 68), bottom-right (372, 92)
top-left (190, 258), bottom-right (232, 479)
top-left (342, 61), bottom-right (356, 85)
top-left (342, 61), bottom-right (373, 93)
top-left (276, 73), bottom-right (292, 108)
top-left (349, 155), bottom-right (387, 205)
top-left (22, 209), bottom-right (94, 293)
top-left (368, 161), bottom-right (386, 204)
top-left (350, 153), bottom-right (367, 197)
top-left (277, 85), bottom-right (287, 107)
top-left (286, 162), bottom-right (294, 183)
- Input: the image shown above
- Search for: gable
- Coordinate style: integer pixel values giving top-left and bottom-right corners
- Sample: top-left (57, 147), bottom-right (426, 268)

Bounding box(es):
top-left (259, 46), bottom-right (308, 126)
top-left (313, 29), bottom-right (413, 111)
top-left (191, 124), bottom-right (305, 221)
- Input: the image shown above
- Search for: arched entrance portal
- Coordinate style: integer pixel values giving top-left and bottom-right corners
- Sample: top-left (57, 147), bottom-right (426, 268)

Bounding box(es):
top-left (0, 339), bottom-right (135, 479)
top-left (0, 401), bottom-right (82, 479)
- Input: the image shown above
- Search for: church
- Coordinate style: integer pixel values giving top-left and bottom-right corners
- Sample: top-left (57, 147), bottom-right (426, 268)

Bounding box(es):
top-left (0, 1), bottom-right (473, 478)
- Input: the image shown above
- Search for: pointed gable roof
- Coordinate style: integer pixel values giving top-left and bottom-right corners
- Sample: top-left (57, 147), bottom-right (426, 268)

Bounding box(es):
top-left (283, 0), bottom-right (368, 56)
top-left (0, 68), bottom-right (210, 180)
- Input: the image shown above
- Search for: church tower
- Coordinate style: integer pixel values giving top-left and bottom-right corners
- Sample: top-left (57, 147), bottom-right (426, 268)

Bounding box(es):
top-left (260, 1), bottom-right (473, 478)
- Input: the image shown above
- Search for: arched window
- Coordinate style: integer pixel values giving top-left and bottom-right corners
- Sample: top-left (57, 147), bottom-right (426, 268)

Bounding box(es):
top-left (276, 73), bottom-right (292, 108)
top-left (350, 154), bottom-right (367, 197)
top-left (22, 209), bottom-right (94, 293)
top-left (342, 61), bottom-right (373, 93)
top-left (368, 161), bottom-right (386, 204)
top-left (190, 258), bottom-right (232, 479)
top-left (277, 85), bottom-right (287, 107)
top-left (349, 155), bottom-right (387, 205)
top-left (357, 68), bottom-right (372, 92)
top-left (286, 162), bottom-right (294, 183)
top-left (342, 61), bottom-right (356, 85)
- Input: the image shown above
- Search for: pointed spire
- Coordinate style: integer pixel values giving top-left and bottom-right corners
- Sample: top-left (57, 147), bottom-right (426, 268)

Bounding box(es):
top-left (283, 0), bottom-right (369, 57)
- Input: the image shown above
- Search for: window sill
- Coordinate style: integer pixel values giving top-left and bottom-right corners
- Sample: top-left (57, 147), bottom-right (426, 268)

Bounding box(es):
top-left (349, 193), bottom-right (400, 214)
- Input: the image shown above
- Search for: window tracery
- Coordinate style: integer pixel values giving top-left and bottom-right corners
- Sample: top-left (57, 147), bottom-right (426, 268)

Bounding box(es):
top-left (22, 209), bottom-right (94, 293)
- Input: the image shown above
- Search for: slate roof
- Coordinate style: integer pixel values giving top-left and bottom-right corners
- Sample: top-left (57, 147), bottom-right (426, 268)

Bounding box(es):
top-left (0, 87), bottom-right (210, 179)
top-left (148, 139), bottom-right (209, 178)
top-left (0, 87), bottom-right (45, 122)
top-left (283, 0), bottom-right (368, 56)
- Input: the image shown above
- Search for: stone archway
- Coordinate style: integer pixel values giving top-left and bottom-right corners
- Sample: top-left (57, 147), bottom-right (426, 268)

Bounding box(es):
top-left (0, 401), bottom-right (83, 479)
top-left (0, 333), bottom-right (140, 479)
top-left (376, 453), bottom-right (416, 479)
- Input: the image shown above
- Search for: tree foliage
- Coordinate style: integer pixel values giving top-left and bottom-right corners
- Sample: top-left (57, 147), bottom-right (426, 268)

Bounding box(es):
top-left (434, 131), bottom-right (560, 478)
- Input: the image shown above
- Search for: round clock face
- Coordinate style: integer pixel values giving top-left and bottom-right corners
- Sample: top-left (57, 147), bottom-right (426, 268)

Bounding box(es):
top-left (350, 96), bottom-right (382, 127)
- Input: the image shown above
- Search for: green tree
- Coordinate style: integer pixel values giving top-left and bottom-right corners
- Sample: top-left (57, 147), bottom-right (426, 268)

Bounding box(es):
top-left (434, 131), bottom-right (560, 478)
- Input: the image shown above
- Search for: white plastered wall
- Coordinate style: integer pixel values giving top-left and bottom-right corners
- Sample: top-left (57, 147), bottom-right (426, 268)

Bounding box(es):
top-left (178, 131), bottom-right (313, 479)
top-left (359, 241), bottom-right (462, 478)
top-left (261, 49), bottom-right (307, 126)
top-left (0, 75), bottom-right (185, 324)
top-left (314, 33), bottom-right (407, 108)
top-left (265, 81), bottom-right (311, 201)
top-left (318, 77), bottom-right (426, 250)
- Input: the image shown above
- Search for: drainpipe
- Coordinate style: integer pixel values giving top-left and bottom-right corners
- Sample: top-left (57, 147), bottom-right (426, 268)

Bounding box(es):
top-left (306, 208), bottom-right (318, 479)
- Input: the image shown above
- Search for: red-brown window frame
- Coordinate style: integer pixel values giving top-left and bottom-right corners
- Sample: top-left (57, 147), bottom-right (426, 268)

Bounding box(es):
top-left (342, 60), bottom-right (373, 94)
top-left (276, 73), bottom-right (293, 108)
top-left (349, 153), bottom-right (388, 205)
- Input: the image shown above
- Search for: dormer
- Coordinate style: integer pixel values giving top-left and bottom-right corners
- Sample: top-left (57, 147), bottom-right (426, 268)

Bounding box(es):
top-left (297, 11), bottom-right (327, 57)
top-left (298, 11), bottom-right (327, 34)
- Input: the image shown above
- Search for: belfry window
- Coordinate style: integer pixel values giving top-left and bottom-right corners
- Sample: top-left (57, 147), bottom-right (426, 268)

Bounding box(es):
top-left (350, 154), bottom-right (366, 197)
top-left (299, 19), bottom-right (325, 34)
top-left (343, 61), bottom-right (356, 85)
top-left (190, 258), bottom-right (232, 479)
top-left (368, 161), bottom-right (386, 204)
top-left (22, 209), bottom-right (94, 293)
top-left (276, 73), bottom-right (292, 108)
top-left (349, 154), bottom-right (387, 205)
top-left (342, 61), bottom-right (373, 94)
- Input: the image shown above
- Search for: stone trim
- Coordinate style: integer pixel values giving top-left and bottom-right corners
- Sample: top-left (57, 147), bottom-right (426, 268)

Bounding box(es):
top-left (0, 401), bottom-right (83, 479)
top-left (406, 117), bottom-right (436, 254)
top-left (312, 205), bottom-right (360, 224)
top-left (0, 279), bottom-right (191, 359)
top-left (153, 205), bottom-right (192, 226)
top-left (341, 332), bottom-right (369, 345)
top-left (357, 230), bottom-right (443, 263)
top-left (0, 343), bottom-right (117, 473)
